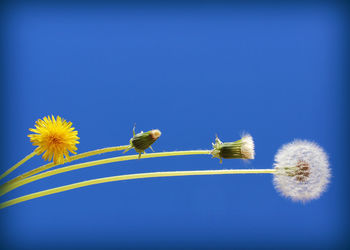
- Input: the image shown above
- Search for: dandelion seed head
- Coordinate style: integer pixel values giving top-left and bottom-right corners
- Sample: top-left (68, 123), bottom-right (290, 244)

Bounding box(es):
top-left (273, 140), bottom-right (330, 202)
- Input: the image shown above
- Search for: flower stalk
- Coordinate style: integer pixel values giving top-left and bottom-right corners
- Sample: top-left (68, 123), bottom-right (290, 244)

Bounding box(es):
top-left (0, 151), bottom-right (37, 181)
top-left (0, 169), bottom-right (276, 209)
top-left (1, 135), bottom-right (256, 196)
top-left (0, 150), bottom-right (212, 196)
top-left (2, 145), bottom-right (130, 187)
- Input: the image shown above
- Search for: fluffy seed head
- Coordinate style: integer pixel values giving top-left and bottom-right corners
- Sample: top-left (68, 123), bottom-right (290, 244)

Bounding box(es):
top-left (28, 115), bottom-right (80, 164)
top-left (273, 140), bottom-right (330, 202)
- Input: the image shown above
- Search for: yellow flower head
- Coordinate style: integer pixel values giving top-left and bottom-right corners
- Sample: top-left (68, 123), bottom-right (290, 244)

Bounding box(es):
top-left (28, 115), bottom-right (80, 164)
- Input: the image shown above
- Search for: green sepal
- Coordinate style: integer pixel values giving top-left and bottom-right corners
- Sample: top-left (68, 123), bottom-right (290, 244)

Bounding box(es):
top-left (211, 136), bottom-right (244, 162)
top-left (218, 141), bottom-right (244, 159)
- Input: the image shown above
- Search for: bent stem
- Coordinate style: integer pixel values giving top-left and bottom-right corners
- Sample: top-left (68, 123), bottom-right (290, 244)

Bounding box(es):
top-left (0, 151), bottom-right (37, 181)
top-left (2, 145), bottom-right (129, 187)
top-left (0, 169), bottom-right (276, 209)
top-left (0, 150), bottom-right (212, 196)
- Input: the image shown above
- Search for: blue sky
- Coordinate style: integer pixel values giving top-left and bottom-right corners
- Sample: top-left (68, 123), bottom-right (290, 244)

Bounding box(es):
top-left (1, 1), bottom-right (349, 249)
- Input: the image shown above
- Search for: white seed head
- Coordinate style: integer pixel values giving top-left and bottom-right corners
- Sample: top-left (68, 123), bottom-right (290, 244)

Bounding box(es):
top-left (241, 134), bottom-right (255, 159)
top-left (273, 140), bottom-right (330, 202)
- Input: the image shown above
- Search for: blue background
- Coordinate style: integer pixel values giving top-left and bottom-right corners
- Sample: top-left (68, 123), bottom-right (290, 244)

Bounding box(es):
top-left (1, 1), bottom-right (349, 249)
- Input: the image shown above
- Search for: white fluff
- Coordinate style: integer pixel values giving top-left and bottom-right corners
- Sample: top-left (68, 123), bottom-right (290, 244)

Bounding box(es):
top-left (273, 140), bottom-right (330, 202)
top-left (241, 134), bottom-right (255, 159)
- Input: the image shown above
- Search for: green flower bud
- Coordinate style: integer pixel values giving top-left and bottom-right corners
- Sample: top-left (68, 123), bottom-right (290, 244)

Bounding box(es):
top-left (211, 134), bottom-right (255, 163)
top-left (124, 126), bottom-right (162, 159)
top-left (131, 129), bottom-right (161, 153)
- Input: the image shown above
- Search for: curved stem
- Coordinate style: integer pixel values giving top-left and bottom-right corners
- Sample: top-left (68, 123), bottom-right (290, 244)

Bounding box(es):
top-left (0, 169), bottom-right (276, 209)
top-left (0, 150), bottom-right (212, 196)
top-left (2, 145), bottom-right (129, 187)
top-left (0, 151), bottom-right (37, 181)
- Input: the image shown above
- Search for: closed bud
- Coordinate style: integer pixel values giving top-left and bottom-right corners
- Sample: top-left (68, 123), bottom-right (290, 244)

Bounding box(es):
top-left (131, 129), bottom-right (161, 153)
top-left (211, 134), bottom-right (255, 163)
top-left (124, 126), bottom-right (161, 159)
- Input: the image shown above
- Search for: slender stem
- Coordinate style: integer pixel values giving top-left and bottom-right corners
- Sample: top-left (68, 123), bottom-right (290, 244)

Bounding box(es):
top-left (0, 150), bottom-right (211, 196)
top-left (0, 151), bottom-right (37, 181)
top-left (0, 169), bottom-right (276, 209)
top-left (2, 145), bottom-right (130, 187)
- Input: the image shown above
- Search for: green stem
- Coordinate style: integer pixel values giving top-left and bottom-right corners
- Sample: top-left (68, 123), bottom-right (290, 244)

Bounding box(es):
top-left (0, 169), bottom-right (276, 209)
top-left (2, 145), bottom-right (129, 187)
top-left (0, 150), bottom-right (211, 196)
top-left (0, 151), bottom-right (37, 181)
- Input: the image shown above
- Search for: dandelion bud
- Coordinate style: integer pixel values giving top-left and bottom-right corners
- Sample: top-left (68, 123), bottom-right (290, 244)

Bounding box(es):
top-left (131, 129), bottom-right (161, 153)
top-left (124, 127), bottom-right (161, 158)
top-left (211, 134), bottom-right (255, 163)
top-left (273, 140), bottom-right (331, 202)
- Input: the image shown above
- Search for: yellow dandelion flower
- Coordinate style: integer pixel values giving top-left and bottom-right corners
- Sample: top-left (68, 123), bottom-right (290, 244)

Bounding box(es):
top-left (28, 115), bottom-right (80, 164)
